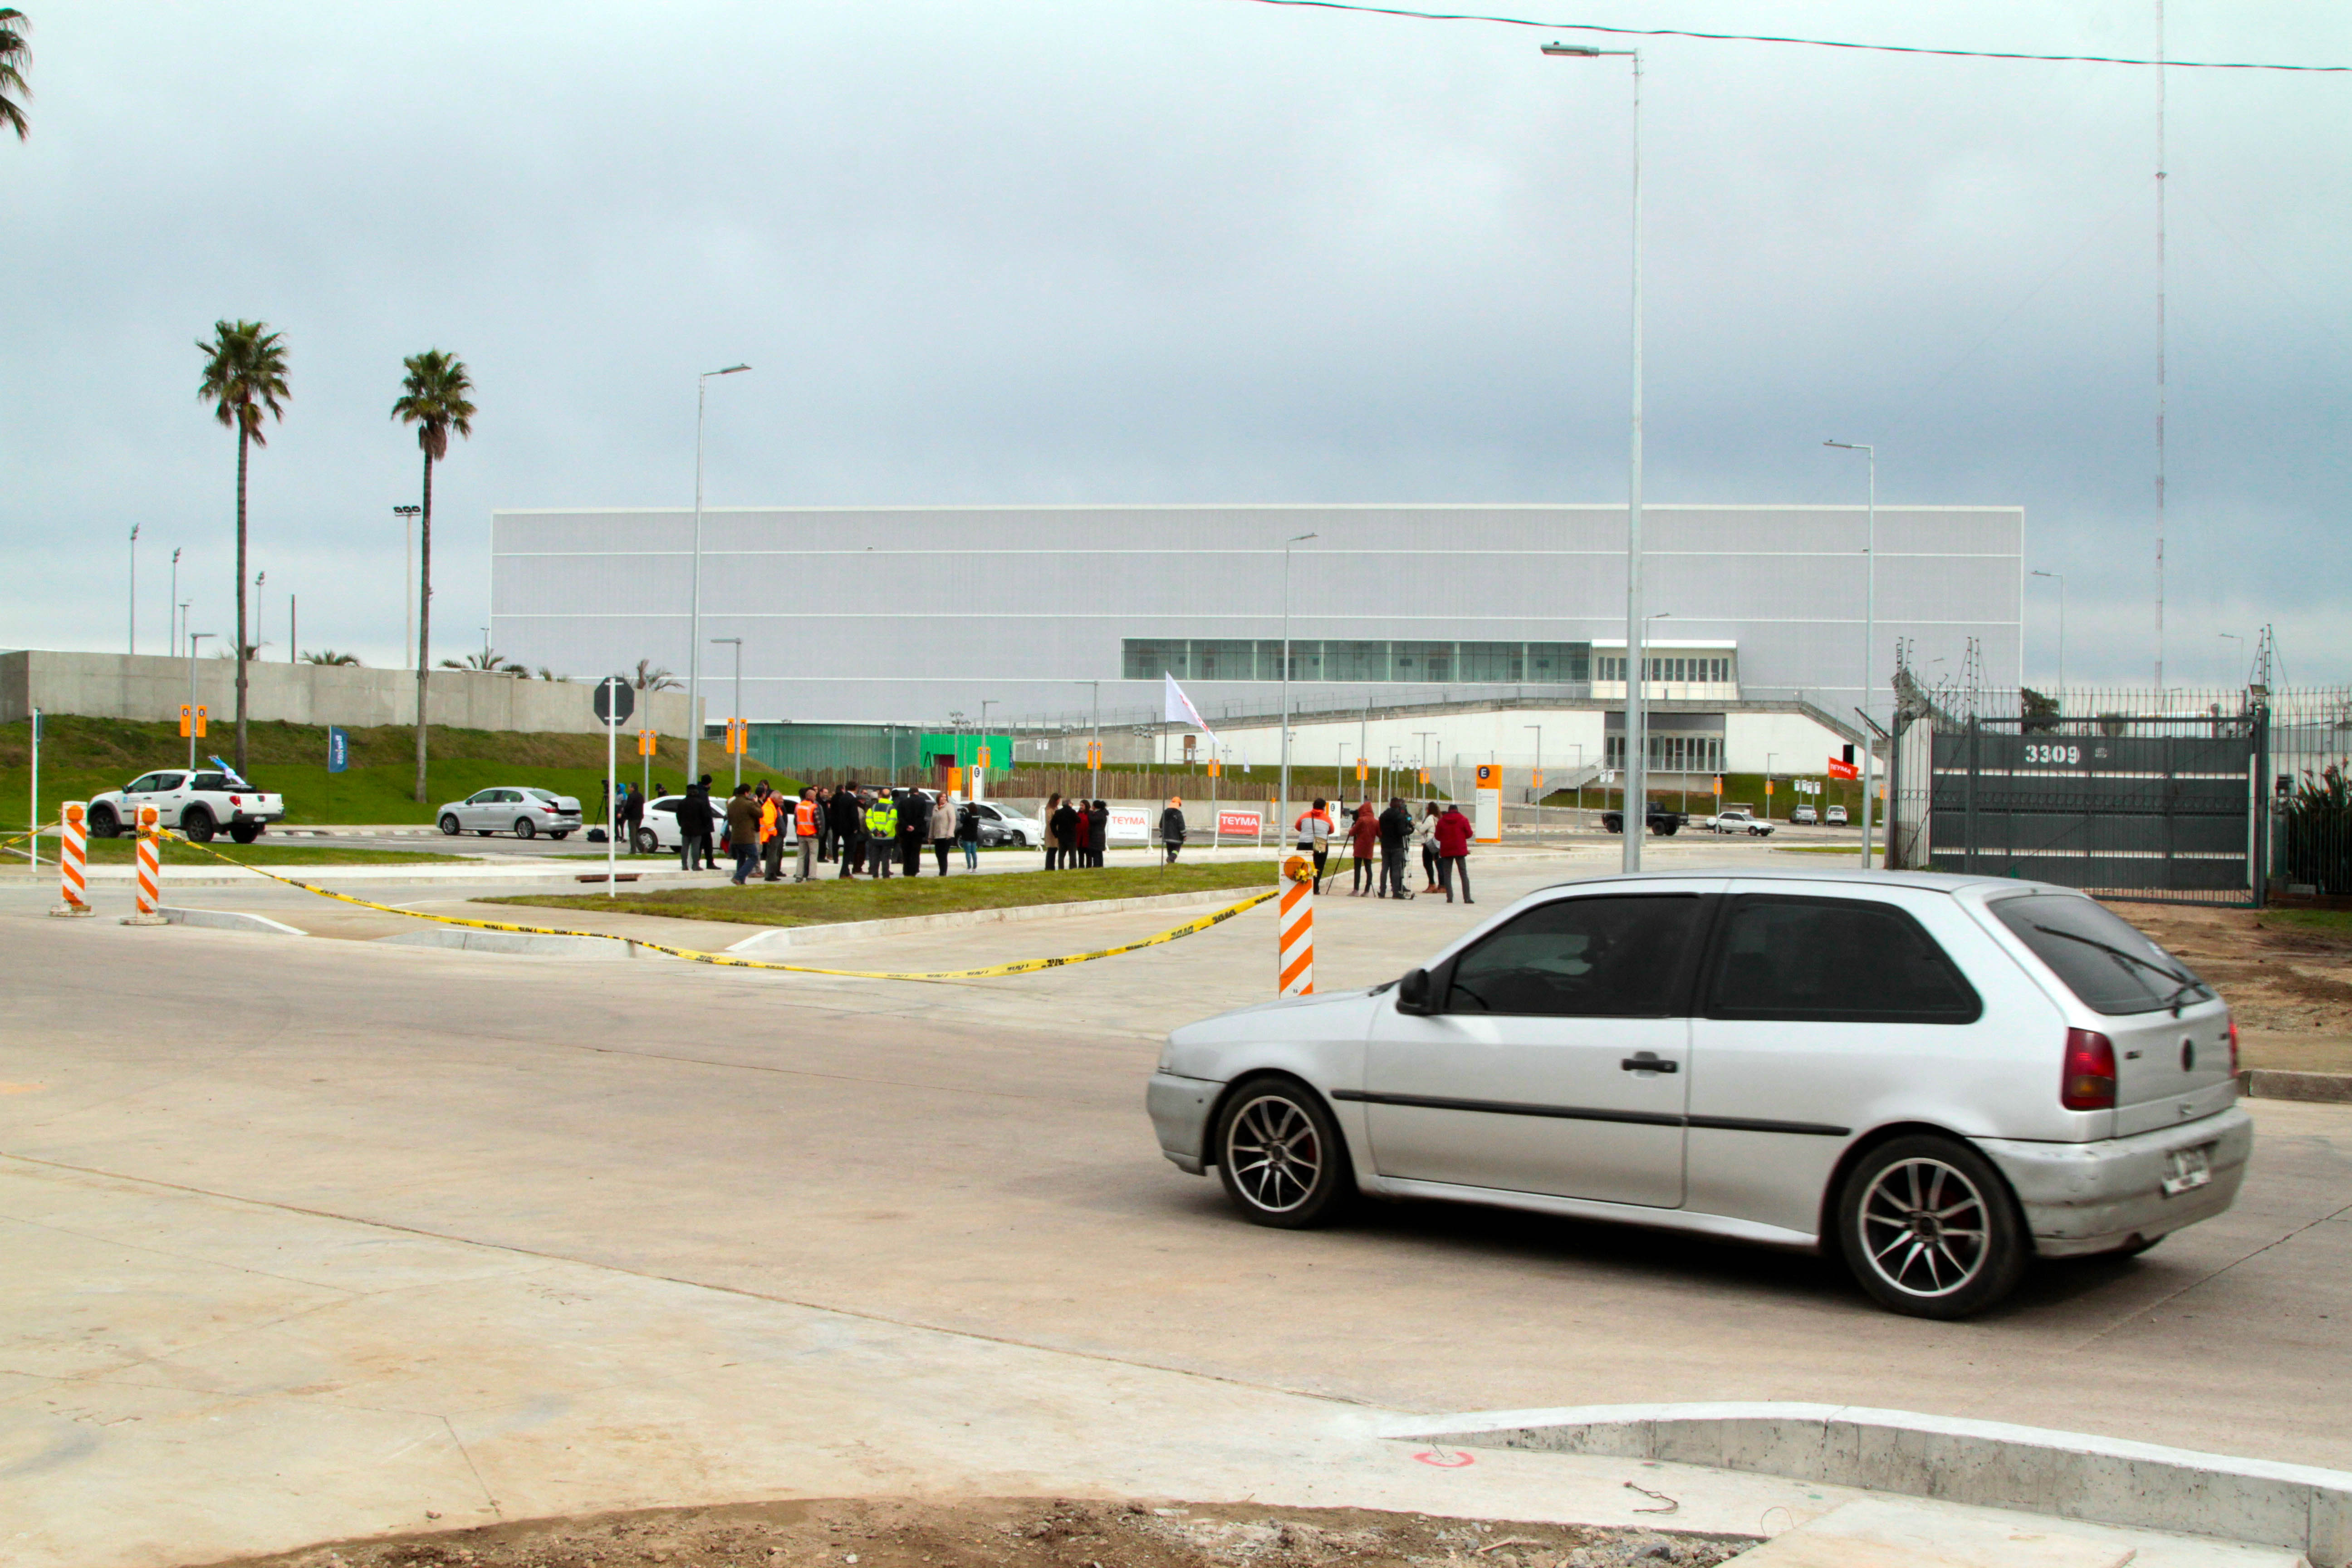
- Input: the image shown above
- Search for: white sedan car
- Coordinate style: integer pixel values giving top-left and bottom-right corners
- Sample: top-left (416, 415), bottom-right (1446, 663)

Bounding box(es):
top-left (1147, 866), bottom-right (2246, 1318)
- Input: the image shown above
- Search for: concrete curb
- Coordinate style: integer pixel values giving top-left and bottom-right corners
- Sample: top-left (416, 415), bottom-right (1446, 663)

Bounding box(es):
top-left (2240, 1068), bottom-right (2352, 1103)
top-left (1389, 1402), bottom-right (2352, 1564)
top-left (373, 927), bottom-right (669, 960)
top-left (159, 906), bottom-right (308, 937)
top-left (723, 885), bottom-right (1263, 951)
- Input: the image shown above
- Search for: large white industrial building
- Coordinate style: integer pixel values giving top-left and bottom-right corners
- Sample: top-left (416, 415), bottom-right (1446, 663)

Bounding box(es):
top-left (489, 503), bottom-right (2021, 777)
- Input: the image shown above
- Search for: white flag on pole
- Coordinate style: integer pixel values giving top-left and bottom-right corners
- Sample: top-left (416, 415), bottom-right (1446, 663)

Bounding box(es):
top-left (1163, 673), bottom-right (1218, 746)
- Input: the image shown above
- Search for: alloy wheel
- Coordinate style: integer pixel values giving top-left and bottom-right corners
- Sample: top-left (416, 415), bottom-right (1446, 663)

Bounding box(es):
top-left (1224, 1093), bottom-right (1323, 1215)
top-left (1856, 1156), bottom-right (1991, 1300)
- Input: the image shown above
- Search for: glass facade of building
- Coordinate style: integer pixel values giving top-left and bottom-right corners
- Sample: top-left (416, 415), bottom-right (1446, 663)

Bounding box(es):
top-left (1594, 654), bottom-right (1734, 685)
top-left (1604, 732), bottom-right (1726, 774)
top-left (1124, 638), bottom-right (1590, 685)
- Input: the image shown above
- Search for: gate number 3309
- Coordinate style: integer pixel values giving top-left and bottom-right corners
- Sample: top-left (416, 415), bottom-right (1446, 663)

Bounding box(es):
top-left (2024, 743), bottom-right (2082, 765)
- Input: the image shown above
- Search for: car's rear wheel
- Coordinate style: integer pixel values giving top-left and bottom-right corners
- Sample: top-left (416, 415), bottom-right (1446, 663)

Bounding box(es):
top-left (439, 814), bottom-right (461, 836)
top-left (88, 804), bottom-right (121, 838)
top-left (182, 807), bottom-right (217, 843)
top-left (549, 830), bottom-right (569, 840)
top-left (1214, 1077), bottom-right (1353, 1229)
top-left (514, 817), bottom-right (536, 839)
top-left (229, 824), bottom-right (261, 844)
top-left (1838, 1135), bottom-right (2026, 1318)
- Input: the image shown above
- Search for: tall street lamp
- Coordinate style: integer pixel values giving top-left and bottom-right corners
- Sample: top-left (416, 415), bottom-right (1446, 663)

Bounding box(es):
top-left (712, 636), bottom-right (745, 789)
top-left (686, 363), bottom-right (752, 786)
top-left (2031, 569), bottom-right (2065, 700)
top-left (1279, 531), bottom-right (1318, 849)
top-left (396, 505), bottom-right (421, 668)
top-left (1544, 41), bottom-right (1644, 871)
top-left (169, 549), bottom-right (182, 658)
top-left (2218, 632), bottom-right (2244, 687)
top-left (1825, 439), bottom-right (1877, 869)
top-left (127, 524), bottom-right (141, 655)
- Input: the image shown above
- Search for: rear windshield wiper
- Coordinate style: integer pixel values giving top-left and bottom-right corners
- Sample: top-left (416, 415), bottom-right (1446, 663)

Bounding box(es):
top-left (2029, 923), bottom-right (2199, 1013)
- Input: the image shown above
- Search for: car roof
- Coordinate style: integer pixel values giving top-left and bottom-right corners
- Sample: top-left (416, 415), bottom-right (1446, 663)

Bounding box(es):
top-left (1534, 865), bottom-right (2065, 899)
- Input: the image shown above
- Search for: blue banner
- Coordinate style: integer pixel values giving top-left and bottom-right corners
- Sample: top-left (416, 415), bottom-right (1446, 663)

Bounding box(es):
top-left (327, 726), bottom-right (349, 774)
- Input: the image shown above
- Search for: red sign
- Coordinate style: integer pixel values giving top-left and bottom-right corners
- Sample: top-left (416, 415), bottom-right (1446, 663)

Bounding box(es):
top-left (1828, 756), bottom-right (1859, 780)
top-left (1217, 810), bottom-right (1262, 837)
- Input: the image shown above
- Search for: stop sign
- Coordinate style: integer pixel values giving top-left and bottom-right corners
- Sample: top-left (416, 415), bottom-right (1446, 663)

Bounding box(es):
top-left (593, 676), bottom-right (636, 725)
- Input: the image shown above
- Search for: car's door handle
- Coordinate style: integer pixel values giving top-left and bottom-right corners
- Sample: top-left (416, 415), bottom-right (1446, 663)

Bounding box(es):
top-left (1621, 1055), bottom-right (1679, 1073)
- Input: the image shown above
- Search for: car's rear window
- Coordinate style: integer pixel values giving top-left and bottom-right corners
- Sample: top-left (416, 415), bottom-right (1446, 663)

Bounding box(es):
top-left (1989, 894), bottom-right (2213, 1015)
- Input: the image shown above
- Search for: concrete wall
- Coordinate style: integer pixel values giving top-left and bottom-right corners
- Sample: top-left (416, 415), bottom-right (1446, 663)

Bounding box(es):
top-left (0, 650), bottom-right (701, 736)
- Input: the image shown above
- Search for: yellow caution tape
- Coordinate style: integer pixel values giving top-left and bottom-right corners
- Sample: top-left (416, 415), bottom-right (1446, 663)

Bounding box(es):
top-left (154, 831), bottom-right (1280, 981)
top-left (0, 820), bottom-right (59, 854)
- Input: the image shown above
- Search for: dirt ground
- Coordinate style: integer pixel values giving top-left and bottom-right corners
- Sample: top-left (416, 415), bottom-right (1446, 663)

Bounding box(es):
top-left (204, 1499), bottom-right (1759, 1568)
top-left (2112, 901), bottom-right (2352, 1053)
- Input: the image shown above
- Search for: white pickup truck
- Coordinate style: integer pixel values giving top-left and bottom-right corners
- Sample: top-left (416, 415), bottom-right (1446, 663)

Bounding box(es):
top-left (1703, 806), bottom-right (1776, 837)
top-left (87, 764), bottom-right (286, 843)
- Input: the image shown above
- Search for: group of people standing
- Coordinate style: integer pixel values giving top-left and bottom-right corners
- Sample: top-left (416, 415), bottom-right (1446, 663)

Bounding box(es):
top-left (659, 777), bottom-right (981, 885)
top-left (1292, 798), bottom-right (1475, 904)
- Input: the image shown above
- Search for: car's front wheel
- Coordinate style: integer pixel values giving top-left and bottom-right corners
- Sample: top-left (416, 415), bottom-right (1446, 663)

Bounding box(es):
top-left (633, 828), bottom-right (660, 854)
top-left (1214, 1077), bottom-right (1353, 1229)
top-left (439, 814), bottom-right (461, 836)
top-left (1838, 1135), bottom-right (2027, 1318)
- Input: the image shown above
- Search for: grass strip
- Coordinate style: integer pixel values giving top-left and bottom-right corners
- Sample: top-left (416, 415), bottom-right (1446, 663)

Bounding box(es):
top-left (483, 861), bottom-right (1276, 929)
top-left (2258, 907), bottom-right (2352, 934)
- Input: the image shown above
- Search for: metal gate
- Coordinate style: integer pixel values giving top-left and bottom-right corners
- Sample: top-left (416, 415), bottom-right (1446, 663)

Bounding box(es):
top-left (1923, 711), bottom-right (2268, 905)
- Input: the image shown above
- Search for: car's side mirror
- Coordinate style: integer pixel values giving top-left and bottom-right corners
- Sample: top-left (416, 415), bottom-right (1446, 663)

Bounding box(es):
top-left (1396, 967), bottom-right (1434, 1015)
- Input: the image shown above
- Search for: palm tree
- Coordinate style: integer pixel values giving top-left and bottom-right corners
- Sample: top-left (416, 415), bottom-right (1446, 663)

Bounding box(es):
top-left (0, 10), bottom-right (29, 142)
top-left (439, 649), bottom-right (524, 675)
top-left (303, 649), bottom-right (362, 666)
top-left (391, 349), bottom-right (475, 802)
top-left (633, 658), bottom-right (681, 691)
top-left (196, 319), bottom-right (290, 775)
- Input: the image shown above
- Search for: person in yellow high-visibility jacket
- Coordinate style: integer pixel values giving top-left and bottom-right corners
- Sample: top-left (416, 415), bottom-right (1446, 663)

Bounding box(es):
top-left (757, 785), bottom-right (784, 883)
top-left (863, 793), bottom-right (898, 878)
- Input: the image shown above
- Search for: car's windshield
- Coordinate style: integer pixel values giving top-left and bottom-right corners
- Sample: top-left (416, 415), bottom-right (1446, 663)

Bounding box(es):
top-left (1991, 894), bottom-right (2215, 1016)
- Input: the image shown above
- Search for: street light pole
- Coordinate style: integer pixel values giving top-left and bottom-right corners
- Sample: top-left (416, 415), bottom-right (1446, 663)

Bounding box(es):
top-left (1544, 41), bottom-right (1643, 871)
top-left (1279, 531), bottom-right (1317, 853)
top-left (713, 637), bottom-right (744, 789)
top-left (127, 525), bottom-right (140, 655)
top-left (2031, 569), bottom-right (2066, 699)
top-left (2218, 632), bottom-right (2244, 687)
top-left (186, 632), bottom-right (212, 769)
top-left (686, 363), bottom-right (751, 788)
top-left (1825, 440), bottom-right (1877, 869)
top-left (396, 505), bottom-right (421, 669)
top-left (167, 548), bottom-right (181, 657)
top-left (1525, 724), bottom-right (1542, 806)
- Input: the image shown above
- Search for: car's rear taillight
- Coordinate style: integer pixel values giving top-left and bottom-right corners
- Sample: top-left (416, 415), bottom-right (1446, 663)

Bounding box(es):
top-left (230, 795), bottom-right (242, 805)
top-left (2062, 1028), bottom-right (2117, 1111)
top-left (2228, 1019), bottom-right (2240, 1075)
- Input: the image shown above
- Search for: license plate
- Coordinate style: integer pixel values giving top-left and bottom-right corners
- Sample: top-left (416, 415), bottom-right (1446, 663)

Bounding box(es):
top-left (2162, 1145), bottom-right (2213, 1196)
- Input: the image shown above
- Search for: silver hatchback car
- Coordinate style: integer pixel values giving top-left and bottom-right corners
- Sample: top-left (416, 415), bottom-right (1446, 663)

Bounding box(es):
top-left (1147, 867), bottom-right (2247, 1318)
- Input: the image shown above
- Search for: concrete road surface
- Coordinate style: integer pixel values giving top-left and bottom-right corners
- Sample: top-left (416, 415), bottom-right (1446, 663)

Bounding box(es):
top-left (1, 845), bottom-right (2343, 1567)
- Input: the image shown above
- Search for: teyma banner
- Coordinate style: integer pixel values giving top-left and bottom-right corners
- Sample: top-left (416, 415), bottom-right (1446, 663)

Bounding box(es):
top-left (326, 726), bottom-right (349, 774)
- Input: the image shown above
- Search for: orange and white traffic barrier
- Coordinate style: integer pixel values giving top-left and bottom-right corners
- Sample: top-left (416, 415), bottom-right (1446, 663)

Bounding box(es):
top-left (1277, 854), bottom-right (1315, 996)
top-left (123, 805), bottom-right (167, 926)
top-left (50, 801), bottom-right (93, 918)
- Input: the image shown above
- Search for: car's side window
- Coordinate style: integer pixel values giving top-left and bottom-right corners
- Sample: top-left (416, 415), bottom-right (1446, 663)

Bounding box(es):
top-left (1443, 895), bottom-right (1704, 1018)
top-left (127, 774), bottom-right (162, 794)
top-left (1702, 894), bottom-right (1981, 1024)
top-left (193, 773), bottom-right (228, 791)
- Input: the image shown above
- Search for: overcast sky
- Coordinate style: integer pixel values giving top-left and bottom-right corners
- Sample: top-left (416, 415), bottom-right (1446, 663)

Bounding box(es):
top-left (3, 1), bottom-right (2345, 691)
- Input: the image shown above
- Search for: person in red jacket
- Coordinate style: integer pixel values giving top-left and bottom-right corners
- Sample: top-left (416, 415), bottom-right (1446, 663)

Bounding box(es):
top-left (1434, 802), bottom-right (1475, 905)
top-left (1347, 803), bottom-right (1379, 896)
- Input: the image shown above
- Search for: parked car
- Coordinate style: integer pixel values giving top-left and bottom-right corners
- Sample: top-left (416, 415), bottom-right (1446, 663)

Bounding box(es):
top-left (1791, 805), bottom-right (1819, 826)
top-left (971, 801), bottom-right (1043, 847)
top-left (436, 786), bottom-right (582, 840)
top-left (87, 765), bottom-right (285, 843)
top-left (1600, 804), bottom-right (1686, 836)
top-left (1826, 805), bottom-right (1850, 826)
top-left (1145, 867), bottom-right (2245, 1318)
top-left (1705, 807), bottom-right (1775, 837)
